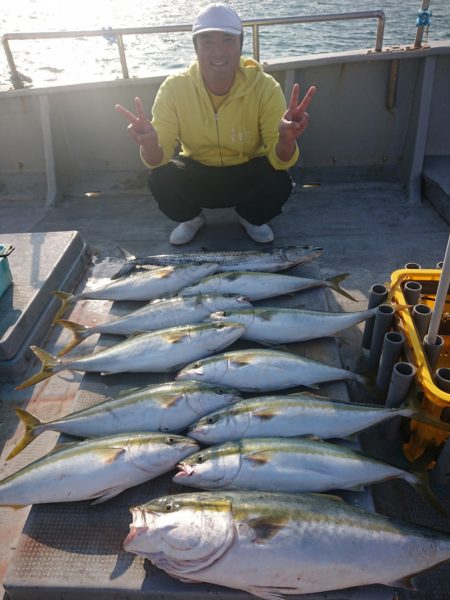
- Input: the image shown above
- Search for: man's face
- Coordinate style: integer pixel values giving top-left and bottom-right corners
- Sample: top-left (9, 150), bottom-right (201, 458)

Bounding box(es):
top-left (195, 31), bottom-right (241, 92)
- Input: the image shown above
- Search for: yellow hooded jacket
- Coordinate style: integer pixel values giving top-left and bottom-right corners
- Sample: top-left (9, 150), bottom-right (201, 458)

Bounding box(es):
top-left (142, 57), bottom-right (299, 171)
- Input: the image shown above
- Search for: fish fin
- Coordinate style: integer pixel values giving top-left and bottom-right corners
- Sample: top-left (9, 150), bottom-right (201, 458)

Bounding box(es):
top-left (162, 331), bottom-right (189, 344)
top-left (15, 347), bottom-right (60, 390)
top-left (56, 319), bottom-right (90, 356)
top-left (247, 516), bottom-right (287, 543)
top-left (325, 273), bottom-right (358, 302)
top-left (388, 576), bottom-right (417, 591)
top-left (101, 448), bottom-right (126, 464)
top-left (51, 290), bottom-right (75, 323)
top-left (253, 408), bottom-right (278, 420)
top-left (244, 586), bottom-right (288, 600)
top-left (155, 267), bottom-right (175, 279)
top-left (307, 492), bottom-right (346, 503)
top-left (118, 246), bottom-right (136, 261)
top-left (90, 486), bottom-right (127, 505)
top-left (0, 503), bottom-right (29, 510)
top-left (245, 451), bottom-right (272, 466)
top-left (230, 359), bottom-right (252, 367)
top-left (289, 391), bottom-right (330, 400)
top-left (6, 408), bottom-right (43, 460)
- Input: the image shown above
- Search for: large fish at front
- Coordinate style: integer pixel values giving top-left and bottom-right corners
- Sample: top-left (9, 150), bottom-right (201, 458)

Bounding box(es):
top-left (111, 245), bottom-right (324, 278)
top-left (124, 490), bottom-right (450, 597)
top-left (53, 262), bottom-right (218, 321)
top-left (179, 270), bottom-right (357, 301)
top-left (176, 348), bottom-right (365, 392)
top-left (0, 432), bottom-right (199, 507)
top-left (17, 322), bottom-right (245, 390)
top-left (209, 305), bottom-right (379, 344)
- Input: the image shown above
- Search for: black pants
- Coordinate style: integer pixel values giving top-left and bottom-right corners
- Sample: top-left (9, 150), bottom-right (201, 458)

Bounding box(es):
top-left (148, 156), bottom-right (293, 226)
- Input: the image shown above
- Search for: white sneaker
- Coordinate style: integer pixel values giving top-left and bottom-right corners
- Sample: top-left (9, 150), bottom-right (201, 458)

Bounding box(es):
top-left (237, 215), bottom-right (274, 243)
top-left (170, 214), bottom-right (206, 245)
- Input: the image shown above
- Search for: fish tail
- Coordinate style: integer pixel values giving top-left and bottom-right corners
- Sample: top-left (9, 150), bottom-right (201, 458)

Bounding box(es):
top-left (326, 274), bottom-right (358, 302)
top-left (6, 408), bottom-right (42, 460)
top-left (402, 389), bottom-right (450, 432)
top-left (56, 319), bottom-right (90, 356)
top-left (15, 347), bottom-right (60, 390)
top-left (52, 290), bottom-right (75, 323)
top-left (407, 468), bottom-right (450, 519)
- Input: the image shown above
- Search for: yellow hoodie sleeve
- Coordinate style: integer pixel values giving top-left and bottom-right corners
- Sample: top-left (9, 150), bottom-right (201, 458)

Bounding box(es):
top-left (141, 76), bottom-right (181, 170)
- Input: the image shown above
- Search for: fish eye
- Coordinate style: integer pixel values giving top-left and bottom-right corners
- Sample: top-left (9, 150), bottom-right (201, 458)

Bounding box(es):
top-left (216, 323), bottom-right (225, 329)
top-left (165, 502), bottom-right (173, 512)
top-left (222, 311), bottom-right (231, 316)
top-left (196, 455), bottom-right (204, 463)
top-left (207, 416), bottom-right (216, 424)
top-left (192, 362), bottom-right (200, 368)
top-left (166, 437), bottom-right (175, 444)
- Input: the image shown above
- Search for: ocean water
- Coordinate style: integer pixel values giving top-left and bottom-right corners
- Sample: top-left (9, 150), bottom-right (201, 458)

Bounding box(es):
top-left (1, 0), bottom-right (449, 91)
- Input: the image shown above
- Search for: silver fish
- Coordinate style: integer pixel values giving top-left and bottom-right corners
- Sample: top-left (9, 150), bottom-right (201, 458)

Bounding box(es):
top-left (179, 270), bottom-right (357, 302)
top-left (52, 262), bottom-right (218, 322)
top-left (173, 437), bottom-right (447, 516)
top-left (0, 432), bottom-right (199, 507)
top-left (176, 348), bottom-right (366, 392)
top-left (185, 393), bottom-right (416, 444)
top-left (17, 322), bottom-right (245, 390)
top-left (111, 245), bottom-right (324, 279)
top-left (124, 490), bottom-right (450, 597)
top-left (8, 381), bottom-right (242, 460)
top-left (209, 305), bottom-right (378, 344)
top-left (57, 293), bottom-right (252, 356)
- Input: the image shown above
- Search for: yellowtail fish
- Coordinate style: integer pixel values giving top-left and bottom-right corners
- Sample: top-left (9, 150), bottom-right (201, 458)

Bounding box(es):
top-left (111, 245), bottom-right (324, 279)
top-left (179, 271), bottom-right (357, 302)
top-left (173, 436), bottom-right (448, 517)
top-left (7, 381), bottom-right (242, 460)
top-left (124, 491), bottom-right (450, 597)
top-left (185, 393), bottom-right (422, 444)
top-left (57, 293), bottom-right (251, 356)
top-left (208, 305), bottom-right (380, 344)
top-left (176, 348), bottom-right (366, 392)
top-left (17, 322), bottom-right (245, 390)
top-left (0, 433), bottom-right (199, 507)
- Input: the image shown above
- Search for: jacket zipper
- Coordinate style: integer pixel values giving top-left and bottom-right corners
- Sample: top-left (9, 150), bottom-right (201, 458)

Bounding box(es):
top-left (214, 111), bottom-right (224, 166)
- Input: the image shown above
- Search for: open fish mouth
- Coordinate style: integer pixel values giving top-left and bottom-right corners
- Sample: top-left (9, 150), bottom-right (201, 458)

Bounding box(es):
top-left (174, 463), bottom-right (195, 478)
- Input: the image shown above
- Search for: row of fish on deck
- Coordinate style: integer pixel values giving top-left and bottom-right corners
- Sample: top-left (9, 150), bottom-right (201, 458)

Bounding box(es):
top-left (2, 246), bottom-right (450, 598)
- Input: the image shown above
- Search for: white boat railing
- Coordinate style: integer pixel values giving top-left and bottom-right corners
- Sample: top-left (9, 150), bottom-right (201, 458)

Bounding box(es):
top-left (2, 10), bottom-right (385, 89)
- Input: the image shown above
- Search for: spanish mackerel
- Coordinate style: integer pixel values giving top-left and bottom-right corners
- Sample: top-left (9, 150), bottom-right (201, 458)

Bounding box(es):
top-left (176, 349), bottom-right (365, 392)
top-left (7, 381), bottom-right (242, 460)
top-left (112, 245), bottom-right (324, 278)
top-left (57, 293), bottom-right (252, 356)
top-left (186, 393), bottom-right (418, 444)
top-left (124, 490), bottom-right (450, 597)
top-left (0, 432), bottom-right (199, 507)
top-left (17, 322), bottom-right (245, 390)
top-left (53, 262), bottom-right (218, 322)
top-left (173, 437), bottom-right (446, 516)
top-left (209, 305), bottom-right (379, 344)
top-left (179, 270), bottom-right (357, 301)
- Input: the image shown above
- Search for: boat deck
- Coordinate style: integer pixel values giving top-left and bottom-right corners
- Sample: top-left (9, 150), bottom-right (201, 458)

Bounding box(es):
top-left (0, 177), bottom-right (449, 599)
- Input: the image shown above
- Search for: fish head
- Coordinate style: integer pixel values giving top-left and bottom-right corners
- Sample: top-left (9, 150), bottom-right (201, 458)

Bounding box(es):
top-left (173, 442), bottom-right (242, 489)
top-left (204, 293), bottom-right (252, 312)
top-left (124, 492), bottom-right (235, 573)
top-left (127, 433), bottom-right (200, 472)
top-left (197, 322), bottom-right (245, 352)
top-left (284, 245), bottom-right (324, 265)
top-left (185, 384), bottom-right (242, 417)
top-left (176, 353), bottom-right (230, 383)
top-left (187, 403), bottom-right (250, 444)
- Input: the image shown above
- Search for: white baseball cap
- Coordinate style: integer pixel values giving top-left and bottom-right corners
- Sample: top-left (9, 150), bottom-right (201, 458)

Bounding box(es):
top-left (192, 4), bottom-right (243, 37)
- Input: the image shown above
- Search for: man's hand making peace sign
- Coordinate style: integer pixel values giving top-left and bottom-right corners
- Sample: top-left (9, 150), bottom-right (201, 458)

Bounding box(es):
top-left (276, 83), bottom-right (317, 162)
top-left (115, 97), bottom-right (163, 166)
